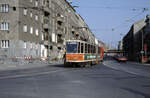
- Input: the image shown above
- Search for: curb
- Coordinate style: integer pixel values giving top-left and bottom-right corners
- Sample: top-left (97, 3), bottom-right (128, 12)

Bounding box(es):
top-left (0, 62), bottom-right (64, 72)
top-left (127, 61), bottom-right (150, 66)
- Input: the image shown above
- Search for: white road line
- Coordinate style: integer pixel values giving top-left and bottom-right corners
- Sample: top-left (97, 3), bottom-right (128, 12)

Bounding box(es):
top-left (103, 62), bottom-right (120, 70)
top-left (103, 61), bottom-right (145, 76)
top-left (0, 69), bottom-right (66, 80)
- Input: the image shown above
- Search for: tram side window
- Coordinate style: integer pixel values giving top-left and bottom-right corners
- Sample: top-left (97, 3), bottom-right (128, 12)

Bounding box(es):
top-left (90, 44), bottom-right (92, 53)
top-left (90, 45), bottom-right (93, 53)
top-left (98, 47), bottom-right (101, 54)
top-left (93, 46), bottom-right (95, 53)
top-left (88, 44), bottom-right (90, 53)
top-left (89, 45), bottom-right (92, 53)
top-left (66, 42), bottom-right (77, 53)
top-left (78, 42), bottom-right (80, 53)
top-left (85, 43), bottom-right (88, 53)
top-left (91, 45), bottom-right (93, 53)
top-left (93, 45), bottom-right (94, 53)
top-left (94, 46), bottom-right (96, 53)
top-left (81, 43), bottom-right (84, 53)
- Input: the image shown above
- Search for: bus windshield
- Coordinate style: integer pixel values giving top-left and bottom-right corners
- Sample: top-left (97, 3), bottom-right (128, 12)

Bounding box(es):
top-left (66, 42), bottom-right (77, 53)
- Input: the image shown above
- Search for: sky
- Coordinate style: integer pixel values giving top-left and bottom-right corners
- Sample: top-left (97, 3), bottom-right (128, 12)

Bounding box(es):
top-left (69, 0), bottom-right (150, 48)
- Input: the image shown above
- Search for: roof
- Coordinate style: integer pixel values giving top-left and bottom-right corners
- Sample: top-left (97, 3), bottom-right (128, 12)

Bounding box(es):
top-left (133, 19), bottom-right (146, 34)
top-left (64, 0), bottom-right (76, 12)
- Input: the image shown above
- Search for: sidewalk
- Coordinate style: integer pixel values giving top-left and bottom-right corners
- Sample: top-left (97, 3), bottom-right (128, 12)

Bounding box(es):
top-left (127, 61), bottom-right (150, 66)
top-left (124, 61), bottom-right (150, 73)
top-left (0, 60), bottom-right (64, 71)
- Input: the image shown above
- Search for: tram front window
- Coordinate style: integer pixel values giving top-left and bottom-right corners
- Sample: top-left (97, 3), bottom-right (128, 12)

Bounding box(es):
top-left (66, 42), bottom-right (77, 53)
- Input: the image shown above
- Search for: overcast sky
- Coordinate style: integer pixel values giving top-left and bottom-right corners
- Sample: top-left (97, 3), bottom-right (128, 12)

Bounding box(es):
top-left (69, 0), bottom-right (150, 48)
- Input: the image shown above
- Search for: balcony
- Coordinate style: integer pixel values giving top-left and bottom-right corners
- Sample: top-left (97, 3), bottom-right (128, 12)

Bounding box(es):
top-left (43, 17), bottom-right (49, 24)
top-left (43, 24), bottom-right (49, 29)
top-left (57, 31), bottom-right (64, 36)
top-left (75, 33), bottom-right (80, 39)
top-left (57, 34), bottom-right (64, 44)
top-left (43, 33), bottom-right (48, 41)
top-left (57, 38), bottom-right (63, 43)
top-left (42, 1), bottom-right (49, 8)
top-left (57, 17), bottom-right (64, 22)
top-left (43, 40), bottom-right (48, 45)
top-left (43, 8), bottom-right (50, 15)
top-left (57, 25), bottom-right (64, 32)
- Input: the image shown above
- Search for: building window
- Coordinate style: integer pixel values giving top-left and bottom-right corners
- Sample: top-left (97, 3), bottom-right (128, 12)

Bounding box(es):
top-left (13, 7), bottom-right (16, 11)
top-left (30, 27), bottom-right (33, 34)
top-left (0, 40), bottom-right (9, 48)
top-left (24, 8), bottom-right (27, 15)
top-left (0, 4), bottom-right (9, 13)
top-left (36, 44), bottom-right (39, 49)
top-left (52, 33), bottom-right (55, 42)
top-left (30, 43), bottom-right (33, 49)
top-left (42, 34), bottom-right (44, 40)
top-left (43, 0), bottom-right (46, 6)
top-left (0, 22), bottom-right (9, 31)
top-left (35, 0), bottom-right (38, 7)
top-left (35, 15), bottom-right (38, 21)
top-left (24, 42), bottom-right (27, 48)
top-left (35, 29), bottom-right (39, 36)
top-left (30, 11), bottom-right (33, 17)
top-left (23, 25), bottom-right (27, 32)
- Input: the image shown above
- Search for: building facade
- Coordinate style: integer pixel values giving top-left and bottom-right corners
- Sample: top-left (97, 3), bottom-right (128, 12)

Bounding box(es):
top-left (123, 15), bottom-right (150, 62)
top-left (0, 0), bottom-right (42, 60)
top-left (0, 0), bottom-right (95, 62)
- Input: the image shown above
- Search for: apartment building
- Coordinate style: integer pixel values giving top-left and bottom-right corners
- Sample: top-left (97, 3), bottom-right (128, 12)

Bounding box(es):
top-left (123, 15), bottom-right (150, 62)
top-left (0, 0), bottom-right (42, 59)
top-left (0, 0), bottom-right (96, 61)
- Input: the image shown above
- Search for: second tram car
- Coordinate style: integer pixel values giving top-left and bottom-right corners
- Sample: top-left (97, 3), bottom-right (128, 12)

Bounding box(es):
top-left (64, 40), bottom-right (104, 67)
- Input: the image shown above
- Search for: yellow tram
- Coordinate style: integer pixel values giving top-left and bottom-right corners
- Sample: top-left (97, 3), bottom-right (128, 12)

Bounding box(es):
top-left (64, 40), bottom-right (104, 67)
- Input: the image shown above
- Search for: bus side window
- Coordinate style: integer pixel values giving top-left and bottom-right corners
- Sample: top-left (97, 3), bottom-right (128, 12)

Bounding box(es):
top-left (78, 42), bottom-right (80, 53)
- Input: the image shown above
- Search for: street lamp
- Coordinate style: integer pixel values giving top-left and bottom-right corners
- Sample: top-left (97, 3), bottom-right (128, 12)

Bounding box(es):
top-left (141, 29), bottom-right (144, 63)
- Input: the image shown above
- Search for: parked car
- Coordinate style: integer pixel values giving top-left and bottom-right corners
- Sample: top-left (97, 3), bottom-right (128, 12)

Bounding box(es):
top-left (116, 56), bottom-right (127, 62)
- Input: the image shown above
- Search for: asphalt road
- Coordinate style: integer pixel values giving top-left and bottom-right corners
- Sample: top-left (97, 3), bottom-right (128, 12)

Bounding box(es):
top-left (0, 58), bottom-right (150, 98)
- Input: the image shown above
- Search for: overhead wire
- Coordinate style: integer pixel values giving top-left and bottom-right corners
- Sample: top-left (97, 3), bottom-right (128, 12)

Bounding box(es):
top-left (111, 8), bottom-right (148, 32)
top-left (89, 8), bottom-right (149, 33)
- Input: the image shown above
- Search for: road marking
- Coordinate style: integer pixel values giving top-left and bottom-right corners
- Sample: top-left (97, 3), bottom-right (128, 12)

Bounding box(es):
top-left (0, 69), bottom-right (67, 80)
top-left (103, 61), bottom-right (149, 77)
top-left (103, 62), bottom-right (120, 70)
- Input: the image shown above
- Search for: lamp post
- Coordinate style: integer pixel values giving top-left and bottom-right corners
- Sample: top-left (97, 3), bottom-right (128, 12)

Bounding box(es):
top-left (141, 29), bottom-right (144, 63)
